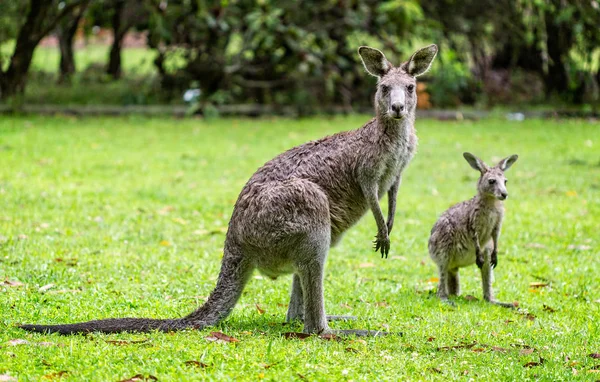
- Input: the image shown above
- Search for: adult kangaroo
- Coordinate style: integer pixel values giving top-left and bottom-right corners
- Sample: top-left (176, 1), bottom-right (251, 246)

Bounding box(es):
top-left (21, 44), bottom-right (438, 336)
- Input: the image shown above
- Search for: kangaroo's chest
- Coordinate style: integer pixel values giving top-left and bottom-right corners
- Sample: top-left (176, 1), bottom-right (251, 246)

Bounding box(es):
top-left (473, 210), bottom-right (502, 243)
top-left (377, 137), bottom-right (416, 195)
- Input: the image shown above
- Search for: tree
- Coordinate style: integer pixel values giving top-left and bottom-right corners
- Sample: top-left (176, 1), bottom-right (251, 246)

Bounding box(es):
top-left (57, 0), bottom-right (91, 83)
top-left (0, 0), bottom-right (89, 101)
top-left (106, 0), bottom-right (147, 79)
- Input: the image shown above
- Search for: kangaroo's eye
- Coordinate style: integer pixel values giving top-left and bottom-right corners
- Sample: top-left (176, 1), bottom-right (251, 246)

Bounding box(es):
top-left (504, 179), bottom-right (508, 184)
top-left (381, 85), bottom-right (390, 93)
top-left (488, 179), bottom-right (496, 185)
top-left (407, 84), bottom-right (415, 92)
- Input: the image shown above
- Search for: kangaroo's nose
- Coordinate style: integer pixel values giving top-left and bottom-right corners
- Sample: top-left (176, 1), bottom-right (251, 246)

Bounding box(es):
top-left (500, 192), bottom-right (508, 200)
top-left (391, 103), bottom-right (404, 114)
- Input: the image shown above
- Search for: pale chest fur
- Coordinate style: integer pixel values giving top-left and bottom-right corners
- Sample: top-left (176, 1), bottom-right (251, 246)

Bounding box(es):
top-left (471, 203), bottom-right (504, 244)
top-left (377, 127), bottom-right (417, 195)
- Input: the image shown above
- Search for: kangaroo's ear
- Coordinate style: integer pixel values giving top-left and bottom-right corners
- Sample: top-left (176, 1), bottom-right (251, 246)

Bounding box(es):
top-left (358, 46), bottom-right (391, 78)
top-left (405, 44), bottom-right (438, 77)
top-left (497, 154), bottom-right (519, 171)
top-left (463, 152), bottom-right (489, 173)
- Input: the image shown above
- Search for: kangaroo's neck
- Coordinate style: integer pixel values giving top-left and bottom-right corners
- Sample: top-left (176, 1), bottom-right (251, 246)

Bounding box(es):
top-left (474, 194), bottom-right (502, 210)
top-left (372, 114), bottom-right (415, 143)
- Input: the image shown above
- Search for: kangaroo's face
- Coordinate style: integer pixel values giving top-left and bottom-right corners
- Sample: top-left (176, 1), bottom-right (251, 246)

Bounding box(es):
top-left (358, 44), bottom-right (438, 121)
top-left (479, 168), bottom-right (509, 200)
top-left (376, 70), bottom-right (416, 120)
top-left (463, 152), bottom-right (519, 201)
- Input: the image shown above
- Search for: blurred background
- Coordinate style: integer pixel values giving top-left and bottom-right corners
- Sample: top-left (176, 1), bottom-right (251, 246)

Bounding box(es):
top-left (0, 0), bottom-right (599, 116)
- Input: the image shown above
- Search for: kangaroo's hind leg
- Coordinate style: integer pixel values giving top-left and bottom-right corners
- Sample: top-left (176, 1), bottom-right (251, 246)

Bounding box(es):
top-left (447, 268), bottom-right (460, 296)
top-left (481, 244), bottom-right (515, 309)
top-left (286, 274), bottom-right (356, 323)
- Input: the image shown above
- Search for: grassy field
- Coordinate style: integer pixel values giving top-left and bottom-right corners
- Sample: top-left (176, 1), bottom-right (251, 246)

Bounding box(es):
top-left (0, 115), bottom-right (599, 381)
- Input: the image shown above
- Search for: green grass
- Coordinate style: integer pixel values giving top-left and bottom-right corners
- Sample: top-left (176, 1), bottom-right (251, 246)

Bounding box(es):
top-left (0, 115), bottom-right (599, 381)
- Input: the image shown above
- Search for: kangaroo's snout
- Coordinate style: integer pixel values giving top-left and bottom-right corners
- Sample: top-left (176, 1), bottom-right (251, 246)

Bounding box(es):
top-left (499, 192), bottom-right (508, 200)
top-left (391, 103), bottom-right (405, 118)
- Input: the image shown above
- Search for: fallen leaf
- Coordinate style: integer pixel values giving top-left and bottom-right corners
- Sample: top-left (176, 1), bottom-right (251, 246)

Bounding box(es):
top-left (568, 244), bottom-right (592, 251)
top-left (375, 301), bottom-right (389, 307)
top-left (282, 332), bottom-right (311, 340)
top-left (543, 304), bottom-right (556, 313)
top-left (504, 320), bottom-right (514, 324)
top-left (39, 283), bottom-right (55, 292)
top-left (524, 313), bottom-right (536, 321)
top-left (350, 339), bottom-right (367, 345)
top-left (590, 353), bottom-right (600, 359)
top-left (3, 279), bottom-right (24, 287)
top-left (106, 339), bottom-right (149, 346)
top-left (159, 240), bottom-right (171, 246)
top-left (297, 373), bottom-right (307, 380)
top-left (255, 304), bottom-right (265, 314)
top-left (427, 337), bottom-right (436, 342)
top-left (426, 277), bottom-right (439, 283)
top-left (172, 217), bottom-right (188, 225)
top-left (520, 348), bottom-right (535, 355)
top-left (43, 371), bottom-right (68, 380)
top-left (437, 341), bottom-right (477, 351)
top-left (492, 346), bottom-right (508, 353)
top-left (525, 243), bottom-right (546, 249)
top-left (157, 206), bottom-right (174, 215)
top-left (206, 331), bottom-right (239, 343)
top-left (260, 361), bottom-right (282, 369)
top-left (358, 262), bottom-right (376, 268)
top-left (429, 367), bottom-right (442, 374)
top-left (184, 360), bottom-right (208, 368)
top-left (566, 190), bottom-right (578, 197)
top-left (8, 339), bottom-right (29, 346)
top-left (345, 347), bottom-right (360, 353)
top-left (523, 358), bottom-right (545, 368)
top-left (38, 342), bottom-right (62, 347)
top-left (464, 295), bottom-right (478, 301)
top-left (117, 374), bottom-right (158, 382)
top-left (472, 347), bottom-right (486, 352)
top-left (319, 334), bottom-right (341, 341)
top-left (529, 282), bottom-right (548, 288)
top-left (54, 258), bottom-right (78, 266)
top-left (0, 375), bottom-right (17, 382)
top-left (390, 255), bottom-right (407, 261)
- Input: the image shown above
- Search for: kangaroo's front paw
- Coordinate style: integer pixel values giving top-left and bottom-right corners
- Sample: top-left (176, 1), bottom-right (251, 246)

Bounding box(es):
top-left (373, 233), bottom-right (390, 258)
top-left (491, 250), bottom-right (498, 269)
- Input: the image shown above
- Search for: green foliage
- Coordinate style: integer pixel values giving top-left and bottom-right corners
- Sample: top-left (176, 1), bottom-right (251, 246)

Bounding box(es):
top-left (1, 115), bottom-right (599, 380)
top-left (146, 0), bottom-right (428, 110)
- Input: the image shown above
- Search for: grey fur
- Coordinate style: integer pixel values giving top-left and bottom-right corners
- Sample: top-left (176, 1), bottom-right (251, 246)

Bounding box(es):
top-left (428, 152), bottom-right (519, 307)
top-left (20, 44), bottom-right (437, 336)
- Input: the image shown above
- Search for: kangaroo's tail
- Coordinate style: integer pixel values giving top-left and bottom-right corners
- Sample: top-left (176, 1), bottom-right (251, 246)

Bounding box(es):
top-left (20, 244), bottom-right (252, 335)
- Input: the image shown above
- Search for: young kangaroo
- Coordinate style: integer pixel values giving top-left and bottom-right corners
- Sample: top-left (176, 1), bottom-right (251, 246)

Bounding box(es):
top-left (429, 152), bottom-right (518, 307)
top-left (20, 44), bottom-right (438, 336)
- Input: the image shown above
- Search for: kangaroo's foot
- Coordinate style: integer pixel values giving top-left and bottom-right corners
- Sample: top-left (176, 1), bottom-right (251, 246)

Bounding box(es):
top-left (330, 329), bottom-right (396, 337)
top-left (490, 300), bottom-right (517, 309)
top-left (327, 315), bottom-right (356, 321)
top-left (439, 297), bottom-right (456, 307)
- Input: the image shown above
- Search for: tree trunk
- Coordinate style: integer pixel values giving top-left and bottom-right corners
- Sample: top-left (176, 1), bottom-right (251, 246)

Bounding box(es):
top-left (543, 3), bottom-right (573, 96)
top-left (107, 0), bottom-right (127, 80)
top-left (0, 0), bottom-right (88, 101)
top-left (0, 0), bottom-right (48, 100)
top-left (57, 3), bottom-right (88, 83)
